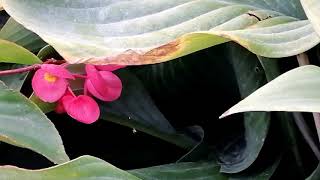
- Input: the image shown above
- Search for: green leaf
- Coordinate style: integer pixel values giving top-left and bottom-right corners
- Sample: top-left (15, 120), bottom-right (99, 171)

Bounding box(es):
top-left (220, 65), bottom-right (320, 118)
top-left (218, 43), bottom-right (270, 173)
top-left (2, 0), bottom-right (317, 65)
top-left (0, 39), bottom-right (41, 64)
top-left (0, 18), bottom-right (46, 52)
top-left (0, 155), bottom-right (141, 180)
top-left (101, 70), bottom-right (199, 150)
top-left (301, 0), bottom-right (320, 37)
top-left (0, 81), bottom-right (69, 164)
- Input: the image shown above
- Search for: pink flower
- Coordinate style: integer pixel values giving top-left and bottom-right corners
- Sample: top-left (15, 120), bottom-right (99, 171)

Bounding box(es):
top-left (32, 62), bottom-right (124, 124)
top-left (32, 64), bottom-right (74, 103)
top-left (85, 65), bottom-right (123, 102)
top-left (56, 89), bottom-right (100, 124)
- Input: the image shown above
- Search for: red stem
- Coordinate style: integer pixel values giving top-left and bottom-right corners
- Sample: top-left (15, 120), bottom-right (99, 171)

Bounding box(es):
top-left (0, 59), bottom-right (67, 76)
top-left (0, 64), bottom-right (41, 76)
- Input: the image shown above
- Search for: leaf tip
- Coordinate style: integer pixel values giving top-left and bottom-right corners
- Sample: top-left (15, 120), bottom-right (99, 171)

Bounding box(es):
top-left (219, 110), bottom-right (230, 119)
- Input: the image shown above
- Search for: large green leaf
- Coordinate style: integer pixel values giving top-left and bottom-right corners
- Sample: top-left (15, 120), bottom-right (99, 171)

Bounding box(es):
top-left (0, 81), bottom-right (69, 164)
top-left (217, 43), bottom-right (270, 173)
top-left (220, 65), bottom-right (320, 118)
top-left (2, 0), bottom-right (318, 65)
top-left (301, 0), bottom-right (320, 37)
top-left (0, 156), bottom-right (141, 180)
top-left (0, 18), bottom-right (46, 52)
top-left (0, 39), bottom-right (41, 64)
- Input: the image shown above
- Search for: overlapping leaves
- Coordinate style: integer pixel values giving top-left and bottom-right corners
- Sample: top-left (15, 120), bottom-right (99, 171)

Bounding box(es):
top-left (1, 0), bottom-right (318, 65)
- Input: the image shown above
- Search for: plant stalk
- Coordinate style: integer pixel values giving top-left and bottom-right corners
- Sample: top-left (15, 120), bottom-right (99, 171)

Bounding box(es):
top-left (0, 59), bottom-right (66, 76)
top-left (297, 53), bottom-right (320, 144)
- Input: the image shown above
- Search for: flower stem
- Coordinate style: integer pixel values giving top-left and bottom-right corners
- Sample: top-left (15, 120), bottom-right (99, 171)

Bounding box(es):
top-left (0, 59), bottom-right (66, 76)
top-left (0, 64), bottom-right (41, 76)
top-left (296, 53), bottom-right (320, 144)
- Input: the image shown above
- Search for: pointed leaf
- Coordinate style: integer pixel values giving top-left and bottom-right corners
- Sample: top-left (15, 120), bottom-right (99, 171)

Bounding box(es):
top-left (221, 65), bottom-right (320, 117)
top-left (2, 0), bottom-right (317, 65)
top-left (0, 81), bottom-right (69, 164)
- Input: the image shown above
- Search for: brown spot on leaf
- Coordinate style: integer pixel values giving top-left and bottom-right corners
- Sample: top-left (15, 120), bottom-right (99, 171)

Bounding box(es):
top-left (84, 40), bottom-right (182, 65)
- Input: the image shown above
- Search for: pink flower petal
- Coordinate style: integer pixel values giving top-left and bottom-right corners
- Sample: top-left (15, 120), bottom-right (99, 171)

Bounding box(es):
top-left (95, 65), bottom-right (126, 72)
top-left (55, 90), bottom-right (75, 114)
top-left (85, 71), bottom-right (122, 102)
top-left (41, 64), bottom-right (74, 79)
top-left (63, 95), bottom-right (100, 124)
top-left (86, 65), bottom-right (110, 95)
top-left (32, 69), bottom-right (68, 103)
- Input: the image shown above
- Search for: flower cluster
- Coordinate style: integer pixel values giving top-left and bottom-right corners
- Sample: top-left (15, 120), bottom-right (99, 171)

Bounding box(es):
top-left (32, 63), bottom-right (124, 124)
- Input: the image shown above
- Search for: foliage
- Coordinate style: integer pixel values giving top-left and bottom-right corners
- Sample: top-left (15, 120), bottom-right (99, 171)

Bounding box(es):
top-left (0, 0), bottom-right (319, 179)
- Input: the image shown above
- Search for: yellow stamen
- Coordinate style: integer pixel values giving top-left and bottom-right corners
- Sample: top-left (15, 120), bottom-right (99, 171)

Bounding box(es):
top-left (44, 73), bottom-right (57, 83)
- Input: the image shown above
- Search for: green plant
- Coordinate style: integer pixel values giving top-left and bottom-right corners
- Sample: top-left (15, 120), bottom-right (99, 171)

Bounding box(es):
top-left (0, 0), bottom-right (319, 179)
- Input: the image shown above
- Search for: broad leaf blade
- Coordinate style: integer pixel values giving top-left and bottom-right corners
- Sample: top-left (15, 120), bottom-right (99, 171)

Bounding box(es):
top-left (0, 156), bottom-right (141, 180)
top-left (221, 65), bottom-right (320, 117)
top-left (0, 81), bottom-right (69, 164)
top-left (0, 39), bottom-right (41, 64)
top-left (2, 0), bottom-right (317, 65)
top-left (301, 0), bottom-right (320, 37)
